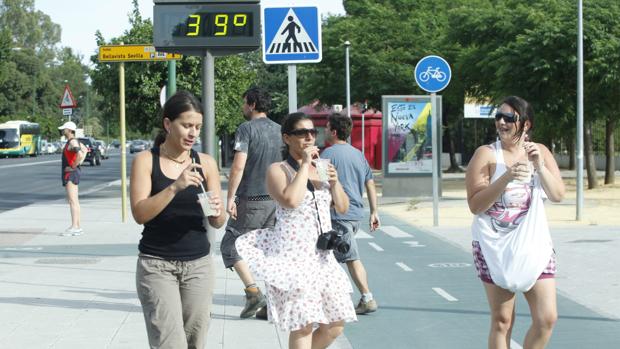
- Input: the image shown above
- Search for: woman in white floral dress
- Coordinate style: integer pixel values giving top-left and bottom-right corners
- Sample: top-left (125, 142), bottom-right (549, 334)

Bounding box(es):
top-left (236, 112), bottom-right (357, 349)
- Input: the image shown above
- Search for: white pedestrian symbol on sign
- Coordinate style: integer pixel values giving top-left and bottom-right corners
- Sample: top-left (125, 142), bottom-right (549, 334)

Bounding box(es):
top-left (267, 9), bottom-right (317, 54)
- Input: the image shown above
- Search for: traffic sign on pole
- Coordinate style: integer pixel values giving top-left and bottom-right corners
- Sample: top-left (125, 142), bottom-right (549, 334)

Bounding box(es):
top-left (59, 84), bottom-right (77, 108)
top-left (414, 55), bottom-right (451, 93)
top-left (62, 108), bottom-right (72, 116)
top-left (263, 7), bottom-right (321, 64)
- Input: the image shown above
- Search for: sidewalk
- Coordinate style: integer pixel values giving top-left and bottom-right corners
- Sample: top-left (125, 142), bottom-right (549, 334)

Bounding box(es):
top-left (0, 184), bottom-right (355, 349)
top-left (1, 169), bottom-right (618, 347)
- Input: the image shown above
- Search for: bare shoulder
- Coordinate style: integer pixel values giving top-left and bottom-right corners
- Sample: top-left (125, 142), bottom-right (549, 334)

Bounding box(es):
top-left (535, 142), bottom-right (552, 154)
top-left (267, 161), bottom-right (285, 174)
top-left (472, 144), bottom-right (494, 162)
top-left (133, 149), bottom-right (152, 167)
top-left (197, 152), bottom-right (217, 168)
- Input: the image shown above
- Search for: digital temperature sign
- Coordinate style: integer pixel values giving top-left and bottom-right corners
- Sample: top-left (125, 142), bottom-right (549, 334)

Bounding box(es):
top-left (153, 1), bottom-right (260, 56)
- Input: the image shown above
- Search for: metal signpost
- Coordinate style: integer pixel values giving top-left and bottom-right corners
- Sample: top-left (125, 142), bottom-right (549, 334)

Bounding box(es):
top-left (262, 6), bottom-right (322, 112)
top-left (59, 84), bottom-right (77, 122)
top-left (154, 0), bottom-right (261, 155)
top-left (98, 43), bottom-right (182, 222)
top-left (414, 55), bottom-right (452, 226)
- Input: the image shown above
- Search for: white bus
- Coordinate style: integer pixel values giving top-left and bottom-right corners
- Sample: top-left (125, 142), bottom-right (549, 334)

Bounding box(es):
top-left (0, 120), bottom-right (41, 157)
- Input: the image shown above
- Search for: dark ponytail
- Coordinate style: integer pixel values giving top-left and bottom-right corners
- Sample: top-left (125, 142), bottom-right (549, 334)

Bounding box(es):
top-left (154, 90), bottom-right (203, 147)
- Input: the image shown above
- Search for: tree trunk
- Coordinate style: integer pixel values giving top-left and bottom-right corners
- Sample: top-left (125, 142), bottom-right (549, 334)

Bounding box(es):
top-left (444, 126), bottom-right (462, 173)
top-left (584, 122), bottom-right (599, 189)
top-left (567, 137), bottom-right (576, 170)
top-left (605, 118), bottom-right (616, 184)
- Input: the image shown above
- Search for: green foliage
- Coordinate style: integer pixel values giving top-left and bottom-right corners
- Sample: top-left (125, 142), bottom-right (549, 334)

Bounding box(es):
top-left (89, 0), bottom-right (257, 140)
top-left (0, 0), bottom-right (90, 140)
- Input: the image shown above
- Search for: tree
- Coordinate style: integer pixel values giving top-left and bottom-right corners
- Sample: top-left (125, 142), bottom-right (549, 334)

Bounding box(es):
top-left (89, 0), bottom-right (257, 142)
top-left (0, 0), bottom-right (89, 140)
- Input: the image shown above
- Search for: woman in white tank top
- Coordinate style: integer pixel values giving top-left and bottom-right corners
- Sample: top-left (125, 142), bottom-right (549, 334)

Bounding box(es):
top-left (465, 96), bottom-right (565, 348)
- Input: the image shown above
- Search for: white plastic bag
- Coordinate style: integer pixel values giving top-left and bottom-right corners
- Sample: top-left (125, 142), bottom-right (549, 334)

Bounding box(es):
top-left (478, 176), bottom-right (554, 292)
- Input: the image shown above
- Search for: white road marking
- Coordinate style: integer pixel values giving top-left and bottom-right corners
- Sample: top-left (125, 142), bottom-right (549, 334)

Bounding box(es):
top-left (396, 262), bottom-right (412, 272)
top-left (404, 241), bottom-right (426, 247)
top-left (354, 229), bottom-right (373, 239)
top-left (380, 226), bottom-right (412, 238)
top-left (0, 159), bottom-right (59, 169)
top-left (510, 339), bottom-right (523, 349)
top-left (368, 242), bottom-right (384, 252)
top-left (432, 287), bottom-right (458, 302)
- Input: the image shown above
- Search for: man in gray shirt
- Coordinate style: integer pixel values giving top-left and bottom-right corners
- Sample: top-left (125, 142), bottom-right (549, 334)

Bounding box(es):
top-left (220, 87), bottom-right (281, 319)
top-left (322, 113), bottom-right (380, 314)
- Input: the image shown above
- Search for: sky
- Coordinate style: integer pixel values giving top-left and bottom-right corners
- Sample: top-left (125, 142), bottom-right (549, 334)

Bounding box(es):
top-left (34, 0), bottom-right (345, 66)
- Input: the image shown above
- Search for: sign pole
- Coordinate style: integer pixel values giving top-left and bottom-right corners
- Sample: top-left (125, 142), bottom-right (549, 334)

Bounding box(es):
top-left (431, 92), bottom-right (439, 226)
top-left (576, 0), bottom-right (584, 221)
top-left (288, 65), bottom-right (297, 113)
top-left (202, 50), bottom-right (215, 156)
top-left (167, 60), bottom-right (177, 100)
top-left (119, 60), bottom-right (127, 223)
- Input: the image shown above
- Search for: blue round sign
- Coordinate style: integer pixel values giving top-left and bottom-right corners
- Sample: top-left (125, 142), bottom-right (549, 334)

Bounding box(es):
top-left (414, 55), bottom-right (451, 93)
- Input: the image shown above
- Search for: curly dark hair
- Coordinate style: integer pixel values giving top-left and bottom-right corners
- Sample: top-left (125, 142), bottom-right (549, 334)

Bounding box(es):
top-left (327, 113), bottom-right (352, 141)
top-left (242, 86), bottom-right (271, 113)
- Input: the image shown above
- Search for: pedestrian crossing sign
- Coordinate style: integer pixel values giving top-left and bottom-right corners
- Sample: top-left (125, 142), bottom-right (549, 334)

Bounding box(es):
top-left (262, 6), bottom-right (321, 64)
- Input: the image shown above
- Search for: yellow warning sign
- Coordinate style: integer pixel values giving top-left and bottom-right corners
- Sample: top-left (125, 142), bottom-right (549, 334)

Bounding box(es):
top-left (98, 45), bottom-right (182, 62)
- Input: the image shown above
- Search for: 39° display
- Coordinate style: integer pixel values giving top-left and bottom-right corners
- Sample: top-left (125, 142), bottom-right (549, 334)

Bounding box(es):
top-left (175, 12), bottom-right (253, 37)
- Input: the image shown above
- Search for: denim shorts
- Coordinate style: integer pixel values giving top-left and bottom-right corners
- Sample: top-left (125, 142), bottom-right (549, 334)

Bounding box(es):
top-left (331, 220), bottom-right (361, 263)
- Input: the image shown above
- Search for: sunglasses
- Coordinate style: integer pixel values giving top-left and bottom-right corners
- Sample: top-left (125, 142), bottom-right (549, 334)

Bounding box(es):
top-left (494, 111), bottom-right (519, 123)
top-left (288, 128), bottom-right (318, 137)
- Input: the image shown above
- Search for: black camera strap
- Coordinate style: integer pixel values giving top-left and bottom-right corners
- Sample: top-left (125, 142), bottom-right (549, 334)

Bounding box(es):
top-left (286, 155), bottom-right (324, 236)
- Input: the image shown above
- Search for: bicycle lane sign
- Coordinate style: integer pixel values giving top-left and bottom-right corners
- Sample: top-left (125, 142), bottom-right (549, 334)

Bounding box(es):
top-left (414, 55), bottom-right (451, 93)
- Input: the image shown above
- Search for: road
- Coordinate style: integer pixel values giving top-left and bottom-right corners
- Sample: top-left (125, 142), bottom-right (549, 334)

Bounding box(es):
top-left (1, 150), bottom-right (619, 348)
top-left (341, 214), bottom-right (620, 348)
top-left (0, 149), bottom-right (130, 213)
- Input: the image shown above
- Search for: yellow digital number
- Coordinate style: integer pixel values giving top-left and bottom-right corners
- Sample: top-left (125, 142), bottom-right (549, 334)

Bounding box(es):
top-left (233, 14), bottom-right (247, 27)
top-left (187, 14), bottom-right (200, 36)
top-left (214, 14), bottom-right (228, 36)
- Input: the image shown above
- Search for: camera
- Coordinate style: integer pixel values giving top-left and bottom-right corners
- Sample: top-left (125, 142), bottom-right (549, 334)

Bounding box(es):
top-left (316, 230), bottom-right (350, 254)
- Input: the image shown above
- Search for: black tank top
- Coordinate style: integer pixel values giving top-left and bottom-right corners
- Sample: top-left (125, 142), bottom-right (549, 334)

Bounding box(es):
top-left (139, 147), bottom-right (210, 260)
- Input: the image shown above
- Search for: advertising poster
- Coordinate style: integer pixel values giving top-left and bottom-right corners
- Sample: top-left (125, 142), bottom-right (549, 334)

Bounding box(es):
top-left (386, 100), bottom-right (433, 174)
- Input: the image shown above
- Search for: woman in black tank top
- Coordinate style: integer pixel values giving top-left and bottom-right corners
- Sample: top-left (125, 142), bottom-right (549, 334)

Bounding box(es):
top-left (130, 91), bottom-right (226, 348)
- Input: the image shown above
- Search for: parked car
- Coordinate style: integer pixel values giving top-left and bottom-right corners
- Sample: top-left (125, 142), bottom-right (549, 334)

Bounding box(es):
top-left (53, 141), bottom-right (63, 154)
top-left (110, 139), bottom-right (120, 148)
top-left (40, 140), bottom-right (57, 155)
top-left (94, 140), bottom-right (109, 159)
top-left (78, 137), bottom-right (102, 166)
top-left (129, 140), bottom-right (148, 154)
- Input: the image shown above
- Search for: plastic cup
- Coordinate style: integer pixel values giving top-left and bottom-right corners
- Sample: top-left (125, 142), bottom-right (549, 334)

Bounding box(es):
top-left (513, 162), bottom-right (533, 184)
top-left (197, 191), bottom-right (216, 217)
top-left (315, 158), bottom-right (331, 182)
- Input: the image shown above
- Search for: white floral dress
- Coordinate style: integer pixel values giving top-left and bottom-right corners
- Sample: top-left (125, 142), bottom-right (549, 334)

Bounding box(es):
top-left (235, 162), bottom-right (357, 332)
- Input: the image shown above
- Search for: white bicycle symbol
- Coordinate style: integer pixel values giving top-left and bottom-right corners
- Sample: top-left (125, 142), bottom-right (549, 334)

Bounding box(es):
top-left (418, 66), bottom-right (447, 83)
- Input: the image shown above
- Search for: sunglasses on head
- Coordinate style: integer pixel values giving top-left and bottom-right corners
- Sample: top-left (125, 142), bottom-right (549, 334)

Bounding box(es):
top-left (288, 128), bottom-right (317, 137)
top-left (494, 111), bottom-right (519, 123)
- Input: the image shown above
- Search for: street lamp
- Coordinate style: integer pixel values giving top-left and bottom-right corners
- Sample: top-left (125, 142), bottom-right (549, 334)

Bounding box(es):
top-left (344, 40), bottom-right (351, 119)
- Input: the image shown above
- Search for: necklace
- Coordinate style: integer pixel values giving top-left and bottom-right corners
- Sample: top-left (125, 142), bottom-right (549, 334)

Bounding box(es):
top-left (161, 145), bottom-right (189, 168)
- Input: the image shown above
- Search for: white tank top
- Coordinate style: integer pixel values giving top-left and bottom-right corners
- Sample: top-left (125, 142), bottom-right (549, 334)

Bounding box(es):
top-left (472, 141), bottom-right (533, 240)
